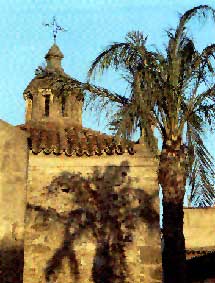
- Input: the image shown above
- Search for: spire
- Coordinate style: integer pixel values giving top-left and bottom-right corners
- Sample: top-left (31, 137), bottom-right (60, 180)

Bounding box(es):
top-left (42, 17), bottom-right (67, 73)
top-left (45, 43), bottom-right (64, 72)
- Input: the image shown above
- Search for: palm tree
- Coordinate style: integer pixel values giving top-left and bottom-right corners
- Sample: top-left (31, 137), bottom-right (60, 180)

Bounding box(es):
top-left (86, 5), bottom-right (215, 283)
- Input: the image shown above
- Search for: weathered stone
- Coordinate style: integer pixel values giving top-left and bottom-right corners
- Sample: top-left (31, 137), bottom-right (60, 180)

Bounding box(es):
top-left (184, 207), bottom-right (215, 251)
top-left (23, 151), bottom-right (161, 283)
top-left (24, 233), bottom-right (40, 241)
top-left (149, 265), bottom-right (163, 281)
top-left (31, 223), bottom-right (48, 232)
top-left (0, 120), bottom-right (28, 283)
top-left (144, 227), bottom-right (161, 246)
top-left (31, 244), bottom-right (51, 253)
top-left (140, 245), bottom-right (161, 264)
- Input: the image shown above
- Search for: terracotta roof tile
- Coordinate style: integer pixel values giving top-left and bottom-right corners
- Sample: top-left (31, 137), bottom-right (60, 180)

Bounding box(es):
top-left (186, 247), bottom-right (215, 259)
top-left (18, 122), bottom-right (135, 157)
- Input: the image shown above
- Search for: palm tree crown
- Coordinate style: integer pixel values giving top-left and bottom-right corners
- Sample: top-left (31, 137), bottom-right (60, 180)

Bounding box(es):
top-left (87, 5), bottom-right (215, 207)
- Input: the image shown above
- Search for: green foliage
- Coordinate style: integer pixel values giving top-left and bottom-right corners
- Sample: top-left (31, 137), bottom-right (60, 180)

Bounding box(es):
top-left (86, 5), bottom-right (215, 207)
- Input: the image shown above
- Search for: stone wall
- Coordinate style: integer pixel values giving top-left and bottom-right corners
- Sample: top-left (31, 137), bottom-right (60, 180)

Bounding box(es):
top-left (184, 207), bottom-right (215, 249)
top-left (0, 120), bottom-right (28, 283)
top-left (24, 143), bottom-right (162, 283)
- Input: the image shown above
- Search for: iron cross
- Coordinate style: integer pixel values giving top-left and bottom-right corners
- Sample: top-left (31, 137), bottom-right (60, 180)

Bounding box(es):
top-left (43, 16), bottom-right (67, 43)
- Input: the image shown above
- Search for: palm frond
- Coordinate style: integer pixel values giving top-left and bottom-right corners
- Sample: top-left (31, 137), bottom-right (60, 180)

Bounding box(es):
top-left (199, 44), bottom-right (215, 73)
top-left (109, 102), bottom-right (139, 140)
top-left (167, 5), bottom-right (215, 68)
top-left (81, 82), bottom-right (129, 106)
top-left (88, 43), bottom-right (130, 80)
top-left (125, 31), bottom-right (147, 46)
top-left (88, 31), bottom-right (154, 82)
top-left (177, 5), bottom-right (214, 35)
top-left (186, 113), bottom-right (215, 206)
top-left (191, 84), bottom-right (215, 113)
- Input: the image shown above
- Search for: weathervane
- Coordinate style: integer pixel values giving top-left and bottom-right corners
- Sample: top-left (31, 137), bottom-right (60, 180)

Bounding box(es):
top-left (43, 16), bottom-right (67, 43)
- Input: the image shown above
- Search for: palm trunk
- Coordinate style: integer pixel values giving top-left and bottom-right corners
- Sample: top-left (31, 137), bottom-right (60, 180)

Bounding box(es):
top-left (159, 142), bottom-right (187, 283)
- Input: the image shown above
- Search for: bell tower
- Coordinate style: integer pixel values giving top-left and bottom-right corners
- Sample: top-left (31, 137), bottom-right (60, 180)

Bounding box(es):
top-left (23, 43), bottom-right (84, 128)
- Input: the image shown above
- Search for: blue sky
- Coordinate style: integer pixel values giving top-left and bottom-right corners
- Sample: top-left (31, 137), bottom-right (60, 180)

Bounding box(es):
top-left (1, 0), bottom-right (215, 209)
top-left (1, 0), bottom-right (215, 128)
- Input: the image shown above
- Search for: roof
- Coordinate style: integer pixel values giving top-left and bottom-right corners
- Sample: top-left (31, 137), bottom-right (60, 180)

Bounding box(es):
top-left (23, 43), bottom-right (81, 99)
top-left (45, 44), bottom-right (64, 59)
top-left (18, 122), bottom-right (135, 156)
top-left (186, 247), bottom-right (215, 260)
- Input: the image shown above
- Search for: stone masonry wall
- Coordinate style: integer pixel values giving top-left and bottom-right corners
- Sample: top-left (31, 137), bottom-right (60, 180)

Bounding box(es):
top-left (184, 207), bottom-right (215, 249)
top-left (24, 144), bottom-right (162, 283)
top-left (0, 120), bottom-right (28, 283)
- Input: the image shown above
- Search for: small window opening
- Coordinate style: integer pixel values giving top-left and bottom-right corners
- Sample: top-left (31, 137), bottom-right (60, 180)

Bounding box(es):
top-left (121, 171), bottom-right (127, 177)
top-left (61, 185), bottom-right (70, 193)
top-left (45, 95), bottom-right (50, 117)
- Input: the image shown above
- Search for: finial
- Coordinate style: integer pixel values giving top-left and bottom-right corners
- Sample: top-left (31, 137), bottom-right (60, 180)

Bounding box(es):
top-left (43, 16), bottom-right (67, 43)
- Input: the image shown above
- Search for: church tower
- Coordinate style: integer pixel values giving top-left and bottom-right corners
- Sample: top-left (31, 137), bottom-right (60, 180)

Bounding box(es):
top-left (20, 42), bottom-right (162, 283)
top-left (23, 43), bottom-right (83, 129)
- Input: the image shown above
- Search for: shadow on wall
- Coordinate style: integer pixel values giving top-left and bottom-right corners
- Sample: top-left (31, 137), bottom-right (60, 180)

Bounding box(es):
top-left (0, 247), bottom-right (24, 283)
top-left (27, 161), bottom-right (159, 283)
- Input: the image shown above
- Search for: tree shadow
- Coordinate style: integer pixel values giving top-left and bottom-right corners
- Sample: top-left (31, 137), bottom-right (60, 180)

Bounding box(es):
top-left (28, 161), bottom-right (160, 283)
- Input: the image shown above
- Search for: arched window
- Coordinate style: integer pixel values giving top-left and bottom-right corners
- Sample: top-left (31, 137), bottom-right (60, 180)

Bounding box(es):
top-left (25, 92), bottom-right (33, 121)
top-left (45, 95), bottom-right (50, 117)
